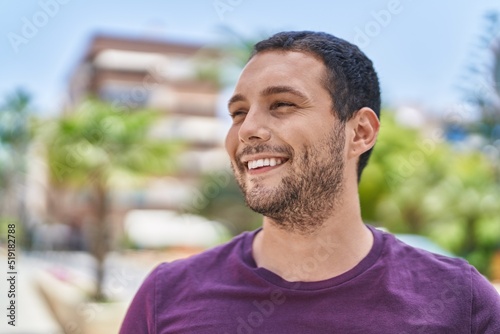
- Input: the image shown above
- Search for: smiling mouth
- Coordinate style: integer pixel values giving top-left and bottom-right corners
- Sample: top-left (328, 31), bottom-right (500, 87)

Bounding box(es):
top-left (246, 157), bottom-right (288, 171)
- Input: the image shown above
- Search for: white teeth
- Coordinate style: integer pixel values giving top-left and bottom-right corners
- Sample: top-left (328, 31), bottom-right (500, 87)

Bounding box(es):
top-left (247, 158), bottom-right (284, 170)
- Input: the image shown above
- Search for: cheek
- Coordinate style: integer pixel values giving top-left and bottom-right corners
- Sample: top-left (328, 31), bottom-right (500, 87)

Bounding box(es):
top-left (225, 126), bottom-right (239, 157)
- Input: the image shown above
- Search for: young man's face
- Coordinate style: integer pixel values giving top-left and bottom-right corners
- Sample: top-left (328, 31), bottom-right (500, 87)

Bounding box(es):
top-left (225, 50), bottom-right (347, 232)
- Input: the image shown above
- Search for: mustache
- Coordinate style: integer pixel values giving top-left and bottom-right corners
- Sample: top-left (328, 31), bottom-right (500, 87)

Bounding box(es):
top-left (236, 144), bottom-right (294, 162)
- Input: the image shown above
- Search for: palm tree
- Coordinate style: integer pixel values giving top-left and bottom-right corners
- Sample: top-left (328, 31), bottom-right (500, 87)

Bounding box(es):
top-left (41, 99), bottom-right (181, 301)
top-left (0, 89), bottom-right (33, 243)
top-left (459, 12), bottom-right (500, 151)
top-left (191, 27), bottom-right (270, 88)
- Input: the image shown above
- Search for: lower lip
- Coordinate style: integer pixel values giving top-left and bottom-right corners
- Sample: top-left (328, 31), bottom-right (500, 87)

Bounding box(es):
top-left (247, 163), bottom-right (286, 175)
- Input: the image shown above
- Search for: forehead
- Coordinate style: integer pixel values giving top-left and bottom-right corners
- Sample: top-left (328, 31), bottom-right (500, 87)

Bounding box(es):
top-left (233, 51), bottom-right (327, 96)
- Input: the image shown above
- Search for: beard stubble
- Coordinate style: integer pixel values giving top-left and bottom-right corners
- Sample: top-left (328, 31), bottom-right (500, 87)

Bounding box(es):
top-left (232, 122), bottom-right (346, 235)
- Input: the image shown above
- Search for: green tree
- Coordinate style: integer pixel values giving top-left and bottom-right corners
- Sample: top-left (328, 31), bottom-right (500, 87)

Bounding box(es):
top-left (445, 10), bottom-right (500, 274)
top-left (41, 99), bottom-right (181, 301)
top-left (188, 170), bottom-right (261, 236)
top-left (464, 13), bottom-right (500, 135)
top-left (457, 11), bottom-right (500, 180)
top-left (216, 26), bottom-right (263, 68)
top-left (194, 27), bottom-right (270, 88)
top-left (360, 112), bottom-right (500, 275)
top-left (0, 89), bottom-right (33, 245)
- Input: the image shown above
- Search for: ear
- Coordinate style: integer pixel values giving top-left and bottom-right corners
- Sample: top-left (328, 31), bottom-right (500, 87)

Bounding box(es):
top-left (346, 107), bottom-right (380, 160)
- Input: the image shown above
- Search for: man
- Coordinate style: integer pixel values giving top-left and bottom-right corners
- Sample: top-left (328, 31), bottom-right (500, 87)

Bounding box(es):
top-left (120, 31), bottom-right (500, 333)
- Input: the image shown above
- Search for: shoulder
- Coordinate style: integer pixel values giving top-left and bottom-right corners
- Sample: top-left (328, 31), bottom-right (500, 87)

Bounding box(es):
top-left (376, 228), bottom-right (470, 276)
top-left (470, 266), bottom-right (500, 333)
top-left (119, 264), bottom-right (160, 333)
top-left (153, 229), bottom-right (253, 288)
top-left (373, 228), bottom-right (472, 304)
top-left (120, 231), bottom-right (254, 333)
top-left (374, 228), bottom-right (500, 331)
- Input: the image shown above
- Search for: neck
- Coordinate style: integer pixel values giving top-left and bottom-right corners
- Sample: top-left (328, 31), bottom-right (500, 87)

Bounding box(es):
top-left (252, 195), bottom-right (373, 282)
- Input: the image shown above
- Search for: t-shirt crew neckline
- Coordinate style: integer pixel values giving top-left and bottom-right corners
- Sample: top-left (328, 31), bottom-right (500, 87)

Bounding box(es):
top-left (241, 224), bottom-right (384, 291)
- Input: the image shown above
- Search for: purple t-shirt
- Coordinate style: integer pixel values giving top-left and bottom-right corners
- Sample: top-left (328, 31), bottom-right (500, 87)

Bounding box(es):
top-left (120, 225), bottom-right (500, 333)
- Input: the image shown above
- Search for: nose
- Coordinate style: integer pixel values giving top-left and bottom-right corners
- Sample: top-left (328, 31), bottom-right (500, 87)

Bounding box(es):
top-left (238, 109), bottom-right (271, 144)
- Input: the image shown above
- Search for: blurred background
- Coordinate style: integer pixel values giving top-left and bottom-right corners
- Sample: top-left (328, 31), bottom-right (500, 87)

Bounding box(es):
top-left (1, 0), bottom-right (500, 333)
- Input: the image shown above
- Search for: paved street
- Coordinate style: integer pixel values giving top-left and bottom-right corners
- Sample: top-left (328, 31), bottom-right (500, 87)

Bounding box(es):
top-left (1, 252), bottom-right (63, 334)
top-left (0, 248), bottom-right (177, 334)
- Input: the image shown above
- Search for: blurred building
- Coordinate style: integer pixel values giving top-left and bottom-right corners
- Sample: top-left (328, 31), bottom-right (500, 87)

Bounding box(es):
top-left (40, 35), bottom-right (231, 248)
top-left (68, 34), bottom-right (227, 161)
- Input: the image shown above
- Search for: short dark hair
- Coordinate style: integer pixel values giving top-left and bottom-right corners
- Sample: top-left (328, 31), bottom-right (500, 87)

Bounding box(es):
top-left (250, 31), bottom-right (381, 181)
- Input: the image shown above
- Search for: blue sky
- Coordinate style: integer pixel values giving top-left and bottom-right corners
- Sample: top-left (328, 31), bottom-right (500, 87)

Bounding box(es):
top-left (1, 0), bottom-right (500, 117)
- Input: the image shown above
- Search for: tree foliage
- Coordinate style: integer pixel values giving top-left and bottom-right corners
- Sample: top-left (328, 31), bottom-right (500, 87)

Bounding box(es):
top-left (458, 11), bottom-right (500, 147)
top-left (0, 89), bottom-right (34, 245)
top-left (187, 170), bottom-right (262, 236)
top-left (40, 99), bottom-right (182, 300)
top-left (360, 112), bottom-right (500, 276)
top-left (44, 99), bottom-right (179, 186)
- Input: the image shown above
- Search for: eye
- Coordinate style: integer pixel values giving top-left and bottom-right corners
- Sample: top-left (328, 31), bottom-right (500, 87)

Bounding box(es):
top-left (229, 110), bottom-right (247, 122)
top-left (229, 110), bottom-right (245, 118)
top-left (270, 101), bottom-right (296, 110)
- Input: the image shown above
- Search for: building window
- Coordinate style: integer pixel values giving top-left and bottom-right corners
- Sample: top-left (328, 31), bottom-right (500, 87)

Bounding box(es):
top-left (99, 82), bottom-right (150, 109)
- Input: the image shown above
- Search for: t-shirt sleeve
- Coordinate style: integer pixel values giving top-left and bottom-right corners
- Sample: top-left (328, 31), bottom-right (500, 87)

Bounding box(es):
top-left (470, 266), bottom-right (500, 333)
top-left (119, 264), bottom-right (164, 334)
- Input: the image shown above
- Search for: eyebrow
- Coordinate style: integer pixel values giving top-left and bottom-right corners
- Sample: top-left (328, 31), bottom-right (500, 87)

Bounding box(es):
top-left (227, 94), bottom-right (246, 109)
top-left (261, 85), bottom-right (308, 100)
top-left (227, 85), bottom-right (308, 109)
